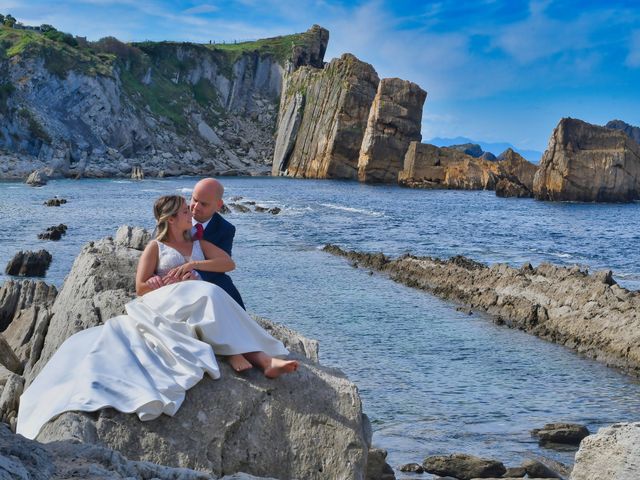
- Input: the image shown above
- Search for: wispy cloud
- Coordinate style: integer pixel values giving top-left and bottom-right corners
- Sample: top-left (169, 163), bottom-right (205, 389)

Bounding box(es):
top-left (626, 30), bottom-right (640, 68)
top-left (183, 4), bottom-right (218, 15)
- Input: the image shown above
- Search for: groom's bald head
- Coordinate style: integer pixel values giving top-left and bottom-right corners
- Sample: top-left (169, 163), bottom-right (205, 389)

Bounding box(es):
top-left (191, 178), bottom-right (224, 222)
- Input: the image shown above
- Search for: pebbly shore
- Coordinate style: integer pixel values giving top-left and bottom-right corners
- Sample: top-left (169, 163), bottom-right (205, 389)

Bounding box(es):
top-left (323, 245), bottom-right (640, 376)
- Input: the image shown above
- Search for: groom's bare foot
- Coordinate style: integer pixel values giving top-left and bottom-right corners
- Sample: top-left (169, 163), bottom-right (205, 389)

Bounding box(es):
top-left (228, 355), bottom-right (253, 373)
top-left (264, 358), bottom-right (299, 379)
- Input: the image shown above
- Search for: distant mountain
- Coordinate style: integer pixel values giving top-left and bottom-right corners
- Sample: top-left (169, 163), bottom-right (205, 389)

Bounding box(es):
top-left (426, 136), bottom-right (543, 164)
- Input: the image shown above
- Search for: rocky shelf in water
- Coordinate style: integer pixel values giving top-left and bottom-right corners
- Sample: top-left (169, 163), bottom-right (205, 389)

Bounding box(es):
top-left (323, 244), bottom-right (640, 376)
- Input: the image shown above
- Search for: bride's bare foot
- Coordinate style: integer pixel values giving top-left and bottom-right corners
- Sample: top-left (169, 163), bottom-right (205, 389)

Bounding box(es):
top-left (264, 358), bottom-right (299, 379)
top-left (228, 354), bottom-right (253, 373)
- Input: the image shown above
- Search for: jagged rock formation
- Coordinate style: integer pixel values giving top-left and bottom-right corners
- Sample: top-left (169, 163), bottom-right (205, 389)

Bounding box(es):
top-left (398, 143), bottom-right (537, 196)
top-left (5, 250), bottom-right (52, 277)
top-left (533, 118), bottom-right (640, 202)
top-left (606, 119), bottom-right (640, 145)
top-left (570, 422), bottom-right (640, 480)
top-left (272, 53), bottom-right (379, 178)
top-left (0, 227), bottom-right (372, 479)
top-left (323, 245), bottom-right (640, 376)
top-left (357, 78), bottom-right (427, 183)
top-left (0, 423), bottom-right (277, 480)
top-left (0, 25), bottom-right (328, 179)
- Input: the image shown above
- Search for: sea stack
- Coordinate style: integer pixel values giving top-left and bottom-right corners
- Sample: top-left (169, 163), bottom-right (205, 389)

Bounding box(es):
top-left (533, 118), bottom-right (640, 202)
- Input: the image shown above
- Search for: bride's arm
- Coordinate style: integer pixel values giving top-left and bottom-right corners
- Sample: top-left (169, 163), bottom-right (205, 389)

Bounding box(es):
top-left (135, 241), bottom-right (163, 295)
top-left (166, 240), bottom-right (235, 279)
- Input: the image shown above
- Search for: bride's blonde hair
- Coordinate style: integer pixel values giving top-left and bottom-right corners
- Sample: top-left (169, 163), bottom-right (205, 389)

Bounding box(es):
top-left (153, 195), bottom-right (190, 241)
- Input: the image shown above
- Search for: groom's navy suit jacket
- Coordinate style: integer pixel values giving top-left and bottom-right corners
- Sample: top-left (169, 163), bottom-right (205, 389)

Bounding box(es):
top-left (197, 213), bottom-right (246, 310)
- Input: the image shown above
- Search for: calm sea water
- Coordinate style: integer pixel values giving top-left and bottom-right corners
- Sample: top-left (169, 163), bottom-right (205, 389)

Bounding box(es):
top-left (2, 177), bottom-right (640, 477)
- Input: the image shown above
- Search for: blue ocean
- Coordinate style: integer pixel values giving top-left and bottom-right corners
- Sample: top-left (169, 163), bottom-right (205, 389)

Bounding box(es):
top-left (2, 177), bottom-right (639, 477)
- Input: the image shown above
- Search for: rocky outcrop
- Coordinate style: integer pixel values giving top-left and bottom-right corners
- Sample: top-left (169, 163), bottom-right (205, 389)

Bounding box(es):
top-left (25, 169), bottom-right (48, 186)
top-left (323, 245), bottom-right (640, 376)
top-left (0, 25), bottom-right (328, 180)
top-left (571, 422), bottom-right (640, 480)
top-left (43, 197), bottom-right (67, 206)
top-left (606, 119), bottom-right (640, 145)
top-left (533, 118), bottom-right (640, 202)
top-left (357, 78), bottom-right (427, 183)
top-left (0, 423), bottom-right (276, 480)
top-left (399, 143), bottom-right (537, 195)
top-left (5, 250), bottom-right (52, 277)
top-left (532, 422), bottom-right (590, 446)
top-left (10, 228), bottom-right (371, 479)
top-left (272, 53), bottom-right (379, 179)
top-left (38, 224), bottom-right (67, 241)
top-left (422, 453), bottom-right (506, 480)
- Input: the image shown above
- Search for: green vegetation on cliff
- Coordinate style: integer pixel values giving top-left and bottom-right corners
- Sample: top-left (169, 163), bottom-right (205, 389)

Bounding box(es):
top-left (0, 25), bottom-right (113, 77)
top-left (209, 31), bottom-right (312, 65)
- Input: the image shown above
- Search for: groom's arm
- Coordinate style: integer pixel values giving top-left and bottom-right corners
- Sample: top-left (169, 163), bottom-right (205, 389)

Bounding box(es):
top-left (216, 223), bottom-right (235, 256)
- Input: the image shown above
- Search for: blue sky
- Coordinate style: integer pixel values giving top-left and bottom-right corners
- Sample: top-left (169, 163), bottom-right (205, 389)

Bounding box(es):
top-left (3, 0), bottom-right (639, 153)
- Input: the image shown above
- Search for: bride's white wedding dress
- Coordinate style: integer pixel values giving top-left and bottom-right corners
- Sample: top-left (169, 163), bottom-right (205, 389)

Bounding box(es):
top-left (17, 240), bottom-right (288, 440)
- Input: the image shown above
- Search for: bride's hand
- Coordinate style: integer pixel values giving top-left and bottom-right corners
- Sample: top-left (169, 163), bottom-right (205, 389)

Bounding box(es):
top-left (145, 275), bottom-right (164, 291)
top-left (166, 262), bottom-right (194, 280)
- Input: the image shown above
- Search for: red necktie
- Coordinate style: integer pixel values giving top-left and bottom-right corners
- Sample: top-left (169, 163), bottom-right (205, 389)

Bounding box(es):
top-left (194, 223), bottom-right (204, 240)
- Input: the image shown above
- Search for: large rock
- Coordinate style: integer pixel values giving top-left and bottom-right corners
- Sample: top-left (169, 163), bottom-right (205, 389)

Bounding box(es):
top-left (0, 422), bottom-right (272, 480)
top-left (399, 143), bottom-right (537, 195)
top-left (571, 422), bottom-right (640, 480)
top-left (25, 169), bottom-right (48, 186)
top-left (533, 117), bottom-right (640, 202)
top-left (532, 422), bottom-right (590, 446)
top-left (422, 453), bottom-right (506, 480)
top-left (496, 148), bottom-right (538, 192)
top-left (358, 78), bottom-right (427, 183)
top-left (23, 228), bottom-right (370, 479)
top-left (272, 53), bottom-right (379, 179)
top-left (5, 250), bottom-right (53, 277)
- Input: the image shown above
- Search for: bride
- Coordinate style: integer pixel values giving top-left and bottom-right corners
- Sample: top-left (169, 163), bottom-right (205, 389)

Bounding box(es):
top-left (17, 195), bottom-right (298, 440)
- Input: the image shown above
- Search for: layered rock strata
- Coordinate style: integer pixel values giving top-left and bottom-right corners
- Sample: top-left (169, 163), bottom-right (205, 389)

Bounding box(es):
top-left (606, 119), bottom-right (640, 145)
top-left (0, 26), bottom-right (329, 179)
top-left (399, 143), bottom-right (537, 195)
top-left (357, 78), bottom-right (427, 183)
top-left (1, 228), bottom-right (372, 479)
top-left (272, 53), bottom-right (379, 179)
top-left (323, 245), bottom-right (640, 375)
top-left (533, 118), bottom-right (640, 202)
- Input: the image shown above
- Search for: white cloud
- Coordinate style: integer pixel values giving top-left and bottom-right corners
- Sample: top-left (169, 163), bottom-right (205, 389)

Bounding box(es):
top-left (183, 4), bottom-right (218, 15)
top-left (626, 30), bottom-right (640, 68)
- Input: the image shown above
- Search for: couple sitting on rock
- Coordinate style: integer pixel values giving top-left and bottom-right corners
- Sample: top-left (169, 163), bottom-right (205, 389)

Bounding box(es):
top-left (18, 178), bottom-right (298, 440)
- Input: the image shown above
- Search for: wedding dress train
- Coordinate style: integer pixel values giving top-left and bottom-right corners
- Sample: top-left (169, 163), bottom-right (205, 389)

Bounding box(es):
top-left (17, 279), bottom-right (289, 440)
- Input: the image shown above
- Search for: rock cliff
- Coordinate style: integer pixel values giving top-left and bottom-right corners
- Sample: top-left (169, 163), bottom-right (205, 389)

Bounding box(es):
top-left (0, 226), bottom-right (372, 479)
top-left (357, 78), bottom-right (427, 183)
top-left (272, 53), bottom-right (379, 179)
top-left (0, 24), bottom-right (328, 179)
top-left (533, 118), bottom-right (640, 202)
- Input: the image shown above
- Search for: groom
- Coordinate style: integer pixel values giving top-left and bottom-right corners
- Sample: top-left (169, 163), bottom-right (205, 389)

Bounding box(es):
top-left (190, 178), bottom-right (245, 310)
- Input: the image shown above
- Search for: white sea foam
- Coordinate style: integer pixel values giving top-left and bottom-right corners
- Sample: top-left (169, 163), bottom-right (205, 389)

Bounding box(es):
top-left (320, 203), bottom-right (384, 217)
top-left (177, 187), bottom-right (193, 194)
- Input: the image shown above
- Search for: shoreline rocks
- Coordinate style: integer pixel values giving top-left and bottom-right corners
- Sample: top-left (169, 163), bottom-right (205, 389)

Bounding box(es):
top-left (570, 422), bottom-right (640, 480)
top-left (5, 250), bottom-right (52, 277)
top-left (38, 224), bottom-right (67, 241)
top-left (532, 423), bottom-right (590, 447)
top-left (323, 245), bottom-right (640, 376)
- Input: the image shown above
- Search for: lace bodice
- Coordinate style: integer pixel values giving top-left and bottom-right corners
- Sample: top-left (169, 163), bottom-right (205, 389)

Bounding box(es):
top-left (155, 240), bottom-right (205, 277)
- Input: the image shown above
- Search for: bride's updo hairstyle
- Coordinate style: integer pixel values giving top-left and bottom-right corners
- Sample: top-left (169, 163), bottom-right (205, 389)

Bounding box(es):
top-left (153, 195), bottom-right (187, 241)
